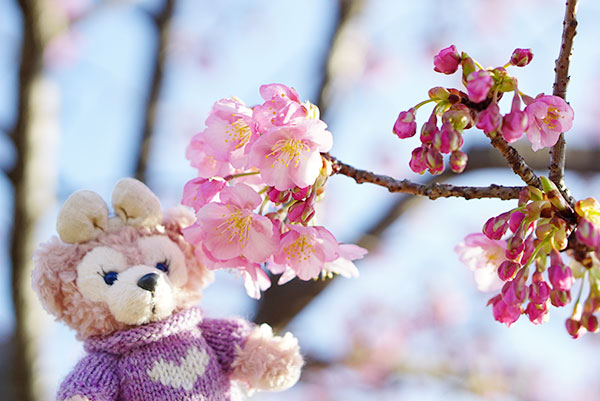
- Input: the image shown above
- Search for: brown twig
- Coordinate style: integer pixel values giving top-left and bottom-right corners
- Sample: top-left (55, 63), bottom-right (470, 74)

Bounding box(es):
top-left (486, 134), bottom-right (541, 188)
top-left (550, 0), bottom-right (579, 205)
top-left (133, 0), bottom-right (176, 182)
top-left (324, 153), bottom-right (523, 200)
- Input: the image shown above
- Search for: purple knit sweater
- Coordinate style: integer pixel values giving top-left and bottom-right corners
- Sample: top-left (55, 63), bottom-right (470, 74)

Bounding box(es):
top-left (57, 308), bottom-right (250, 401)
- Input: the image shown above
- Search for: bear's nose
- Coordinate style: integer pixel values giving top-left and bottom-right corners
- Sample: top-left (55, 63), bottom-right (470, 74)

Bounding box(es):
top-left (137, 273), bottom-right (159, 292)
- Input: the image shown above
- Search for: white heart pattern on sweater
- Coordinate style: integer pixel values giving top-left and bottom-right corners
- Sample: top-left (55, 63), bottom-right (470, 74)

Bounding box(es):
top-left (147, 346), bottom-right (210, 392)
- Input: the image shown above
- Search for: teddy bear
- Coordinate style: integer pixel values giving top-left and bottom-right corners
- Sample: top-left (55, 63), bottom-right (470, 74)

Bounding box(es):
top-left (32, 178), bottom-right (303, 401)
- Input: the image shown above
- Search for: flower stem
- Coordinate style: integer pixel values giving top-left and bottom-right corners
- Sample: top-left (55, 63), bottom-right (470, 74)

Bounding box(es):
top-left (571, 271), bottom-right (587, 319)
top-left (523, 227), bottom-right (558, 269)
top-left (413, 98), bottom-right (435, 110)
top-left (225, 171), bottom-right (260, 181)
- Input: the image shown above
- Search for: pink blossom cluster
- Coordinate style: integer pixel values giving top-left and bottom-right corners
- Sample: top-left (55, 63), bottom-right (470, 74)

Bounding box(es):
top-left (182, 83), bottom-right (366, 298)
top-left (457, 178), bottom-right (600, 338)
top-left (393, 46), bottom-right (574, 175)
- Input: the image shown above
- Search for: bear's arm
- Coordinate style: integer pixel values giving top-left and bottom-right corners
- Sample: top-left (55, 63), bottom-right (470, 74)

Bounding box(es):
top-left (57, 352), bottom-right (119, 401)
top-left (199, 317), bottom-right (251, 374)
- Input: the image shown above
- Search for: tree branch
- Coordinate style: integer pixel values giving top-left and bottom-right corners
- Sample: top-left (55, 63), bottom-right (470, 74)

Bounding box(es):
top-left (133, 0), bottom-right (176, 182)
top-left (324, 153), bottom-right (523, 200)
top-left (486, 134), bottom-right (541, 188)
top-left (315, 0), bottom-right (366, 115)
top-left (550, 0), bottom-right (579, 205)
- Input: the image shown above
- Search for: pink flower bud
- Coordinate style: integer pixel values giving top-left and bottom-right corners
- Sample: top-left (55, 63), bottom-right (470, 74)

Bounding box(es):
top-left (550, 289), bottom-right (571, 307)
top-left (467, 70), bottom-right (493, 103)
top-left (268, 187), bottom-right (292, 204)
top-left (508, 211), bottom-right (525, 233)
top-left (409, 146), bottom-right (428, 174)
top-left (501, 278), bottom-right (528, 306)
top-left (501, 93), bottom-right (528, 143)
top-left (529, 281), bottom-right (550, 304)
top-left (498, 260), bottom-right (519, 281)
top-left (433, 123), bottom-right (462, 154)
top-left (483, 212), bottom-right (510, 240)
top-left (581, 313), bottom-right (599, 333)
top-left (525, 302), bottom-right (548, 325)
top-left (548, 264), bottom-right (575, 291)
top-left (433, 45), bottom-right (461, 74)
top-left (449, 150), bottom-right (468, 173)
top-left (510, 48), bottom-right (534, 67)
top-left (476, 103), bottom-right (502, 134)
top-left (288, 200), bottom-right (316, 225)
top-left (521, 235), bottom-right (536, 264)
top-left (565, 318), bottom-right (585, 339)
top-left (492, 297), bottom-right (521, 327)
top-left (576, 219), bottom-right (600, 249)
top-left (506, 234), bottom-right (525, 260)
top-left (420, 112), bottom-right (438, 145)
top-left (425, 147), bottom-right (444, 175)
top-left (393, 108), bottom-right (417, 139)
top-left (291, 186), bottom-right (311, 201)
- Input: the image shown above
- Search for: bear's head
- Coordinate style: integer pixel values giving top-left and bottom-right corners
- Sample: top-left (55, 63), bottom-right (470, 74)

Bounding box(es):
top-left (32, 178), bottom-right (213, 339)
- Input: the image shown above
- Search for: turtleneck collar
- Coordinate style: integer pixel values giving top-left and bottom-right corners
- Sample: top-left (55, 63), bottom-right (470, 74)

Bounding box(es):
top-left (84, 307), bottom-right (203, 354)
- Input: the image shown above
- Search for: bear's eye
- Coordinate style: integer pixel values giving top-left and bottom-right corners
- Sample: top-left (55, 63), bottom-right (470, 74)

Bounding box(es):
top-left (101, 271), bottom-right (118, 286)
top-left (155, 260), bottom-right (169, 273)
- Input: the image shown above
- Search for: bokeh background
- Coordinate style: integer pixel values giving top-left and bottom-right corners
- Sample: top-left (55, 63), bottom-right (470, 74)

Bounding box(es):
top-left (2, 0), bottom-right (600, 400)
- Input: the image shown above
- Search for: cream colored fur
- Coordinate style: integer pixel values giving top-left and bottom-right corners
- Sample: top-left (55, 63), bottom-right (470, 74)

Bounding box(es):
top-left (57, 190), bottom-right (108, 244)
top-left (231, 324), bottom-right (303, 391)
top-left (112, 178), bottom-right (162, 228)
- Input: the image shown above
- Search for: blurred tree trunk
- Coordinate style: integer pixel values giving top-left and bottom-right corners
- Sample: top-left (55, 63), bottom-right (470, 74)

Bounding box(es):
top-left (9, 1), bottom-right (60, 400)
top-left (134, 0), bottom-right (176, 183)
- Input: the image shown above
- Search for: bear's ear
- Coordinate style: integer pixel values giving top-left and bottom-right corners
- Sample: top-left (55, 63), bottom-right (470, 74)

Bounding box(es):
top-left (112, 178), bottom-right (162, 228)
top-left (32, 237), bottom-right (80, 319)
top-left (57, 190), bottom-right (108, 244)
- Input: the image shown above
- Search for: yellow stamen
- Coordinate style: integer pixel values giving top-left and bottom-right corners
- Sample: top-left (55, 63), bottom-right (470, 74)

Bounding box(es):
top-left (216, 208), bottom-right (253, 248)
top-left (265, 138), bottom-right (310, 168)
top-left (226, 118), bottom-right (252, 149)
top-left (283, 235), bottom-right (314, 262)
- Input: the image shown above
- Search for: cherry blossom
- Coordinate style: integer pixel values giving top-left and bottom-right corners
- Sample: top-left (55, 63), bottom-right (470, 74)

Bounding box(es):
top-left (525, 95), bottom-right (574, 151)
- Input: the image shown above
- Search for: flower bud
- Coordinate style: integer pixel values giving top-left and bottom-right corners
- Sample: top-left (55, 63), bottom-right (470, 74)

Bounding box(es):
top-left (461, 56), bottom-right (477, 82)
top-left (498, 260), bottom-right (519, 281)
top-left (528, 186), bottom-right (545, 202)
top-left (565, 318), bottom-right (585, 339)
top-left (420, 112), bottom-right (438, 145)
top-left (425, 147), bottom-right (444, 175)
top-left (393, 108), bottom-right (417, 139)
top-left (449, 150), bottom-right (468, 173)
top-left (540, 176), bottom-right (569, 211)
top-left (575, 197), bottom-right (600, 221)
top-left (492, 297), bottom-right (521, 327)
top-left (291, 186), bottom-right (311, 201)
top-left (483, 212), bottom-right (510, 240)
top-left (466, 70), bottom-right (493, 103)
top-left (508, 211), bottom-right (525, 233)
top-left (476, 103), bottom-right (502, 134)
top-left (581, 313), bottom-right (599, 333)
top-left (501, 94), bottom-right (528, 143)
top-left (506, 234), bottom-right (525, 260)
top-left (491, 67), bottom-right (516, 93)
top-left (575, 219), bottom-right (600, 250)
top-left (288, 200), bottom-right (315, 225)
top-left (433, 123), bottom-right (463, 154)
top-left (501, 275), bottom-right (528, 305)
top-left (268, 187), bottom-right (292, 204)
top-left (409, 146), bottom-right (428, 174)
top-left (510, 48), bottom-right (534, 67)
top-left (428, 87), bottom-right (451, 100)
top-left (442, 104), bottom-right (472, 130)
top-left (529, 280), bottom-right (550, 304)
top-left (548, 264), bottom-right (575, 291)
top-left (525, 302), bottom-right (548, 325)
top-left (433, 45), bottom-right (461, 74)
top-left (550, 289), bottom-right (571, 307)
